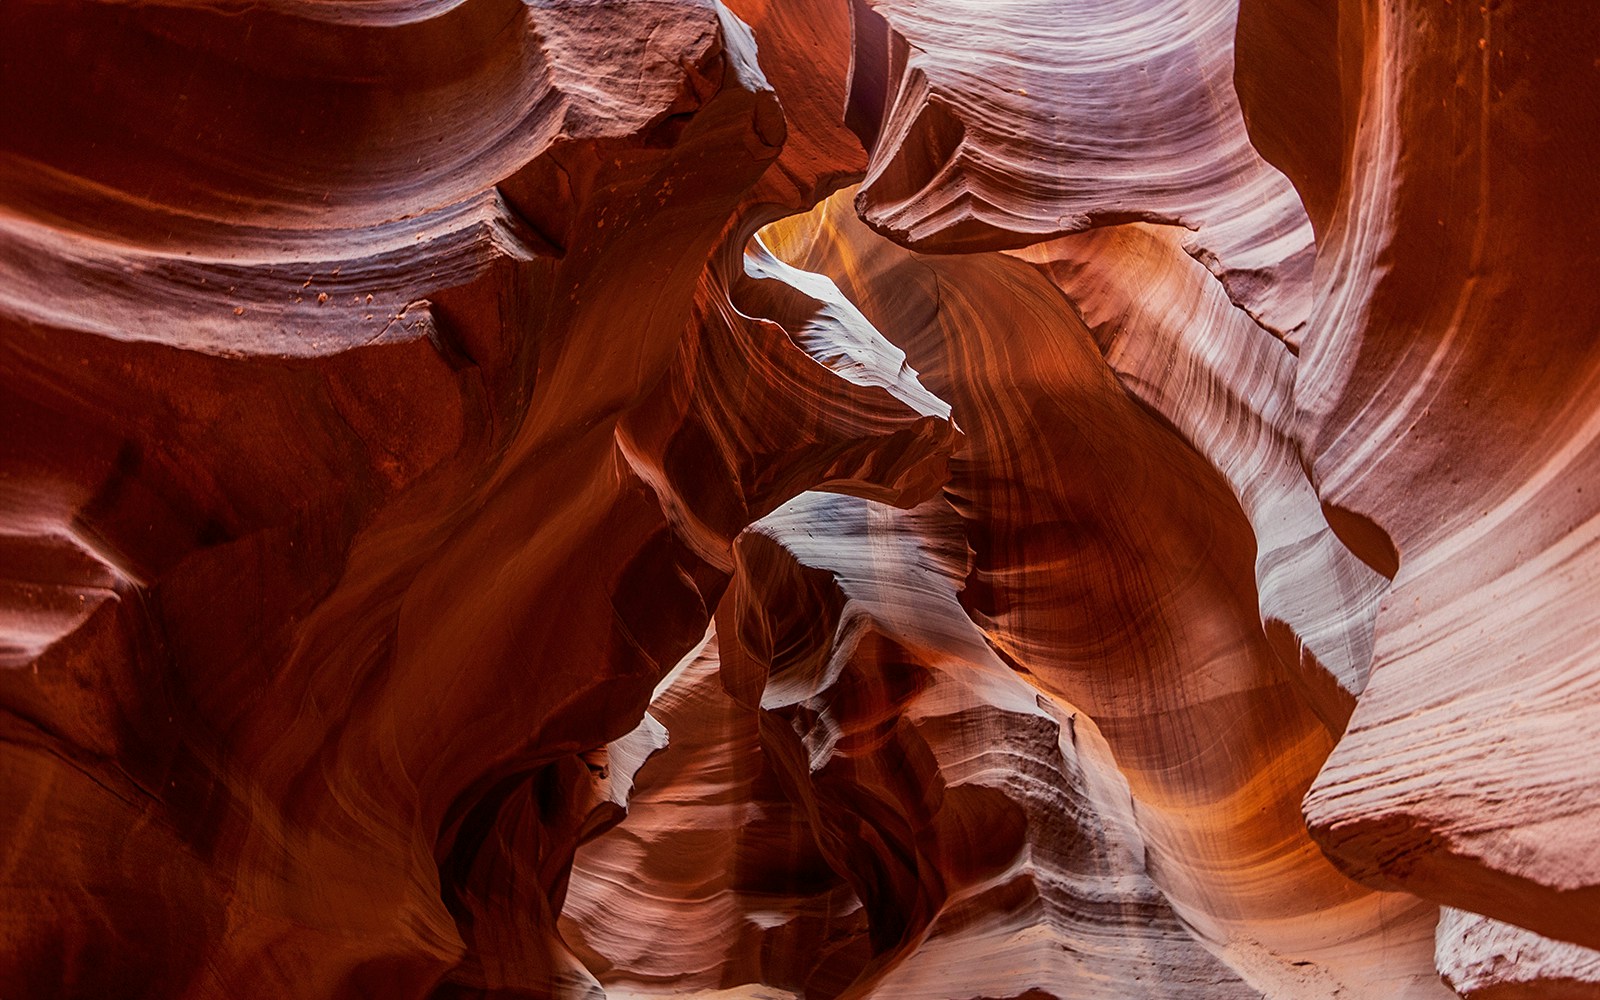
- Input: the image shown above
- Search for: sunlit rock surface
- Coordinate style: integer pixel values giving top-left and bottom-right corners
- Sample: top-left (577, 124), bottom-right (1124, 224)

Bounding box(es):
top-left (1, 0), bottom-right (1594, 997)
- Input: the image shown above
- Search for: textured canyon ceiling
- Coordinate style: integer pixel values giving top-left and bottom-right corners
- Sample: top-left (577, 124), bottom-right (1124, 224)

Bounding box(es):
top-left (2, 0), bottom-right (1598, 997)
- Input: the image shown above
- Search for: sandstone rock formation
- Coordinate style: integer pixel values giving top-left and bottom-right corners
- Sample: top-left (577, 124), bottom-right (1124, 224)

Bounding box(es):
top-left (1, 0), bottom-right (1596, 998)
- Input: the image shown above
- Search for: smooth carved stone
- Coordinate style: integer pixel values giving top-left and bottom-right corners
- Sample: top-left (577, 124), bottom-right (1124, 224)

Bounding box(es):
top-left (1256, 0), bottom-right (1600, 951)
top-left (1012, 223), bottom-right (1387, 725)
top-left (561, 629), bottom-right (876, 998)
top-left (565, 493), bottom-right (1261, 998)
top-left (721, 0), bottom-right (868, 214)
top-left (852, 0), bottom-right (1315, 339)
top-left (2, 0), bottom-right (1595, 996)
top-left (762, 194), bottom-right (1448, 998)
top-left (0, 3), bottom-right (950, 996)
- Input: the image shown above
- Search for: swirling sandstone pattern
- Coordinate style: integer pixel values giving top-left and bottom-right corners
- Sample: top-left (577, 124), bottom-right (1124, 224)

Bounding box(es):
top-left (1, 0), bottom-right (1595, 998)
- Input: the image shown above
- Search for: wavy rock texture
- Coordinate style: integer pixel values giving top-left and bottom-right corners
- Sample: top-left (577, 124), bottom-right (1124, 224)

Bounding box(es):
top-left (566, 494), bottom-right (1261, 999)
top-left (1236, 0), bottom-right (1600, 962)
top-left (852, 0), bottom-right (1316, 337)
top-left (2, 0), bottom-right (1595, 998)
top-left (762, 196), bottom-right (1444, 999)
top-left (0, 3), bottom-right (951, 995)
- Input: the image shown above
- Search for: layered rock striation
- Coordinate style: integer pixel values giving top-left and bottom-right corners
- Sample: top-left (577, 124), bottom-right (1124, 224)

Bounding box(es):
top-left (1, 0), bottom-right (1596, 998)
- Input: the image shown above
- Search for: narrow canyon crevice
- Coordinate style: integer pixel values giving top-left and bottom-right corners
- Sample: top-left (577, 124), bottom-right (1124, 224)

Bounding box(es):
top-left (1, 1), bottom-right (1597, 998)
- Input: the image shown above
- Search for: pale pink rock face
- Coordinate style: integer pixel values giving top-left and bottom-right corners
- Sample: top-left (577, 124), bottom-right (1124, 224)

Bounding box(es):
top-left (1, 0), bottom-right (1596, 998)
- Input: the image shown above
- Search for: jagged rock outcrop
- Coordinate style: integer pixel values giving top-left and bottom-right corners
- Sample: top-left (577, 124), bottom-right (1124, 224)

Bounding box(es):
top-left (1435, 909), bottom-right (1600, 1000)
top-left (2, 0), bottom-right (1595, 997)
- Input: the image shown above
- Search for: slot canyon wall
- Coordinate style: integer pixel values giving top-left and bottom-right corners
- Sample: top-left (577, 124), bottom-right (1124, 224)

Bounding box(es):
top-left (1, 0), bottom-right (1597, 997)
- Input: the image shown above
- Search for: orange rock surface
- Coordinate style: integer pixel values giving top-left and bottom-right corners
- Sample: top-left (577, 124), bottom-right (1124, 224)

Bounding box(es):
top-left (1, 1), bottom-right (1596, 998)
